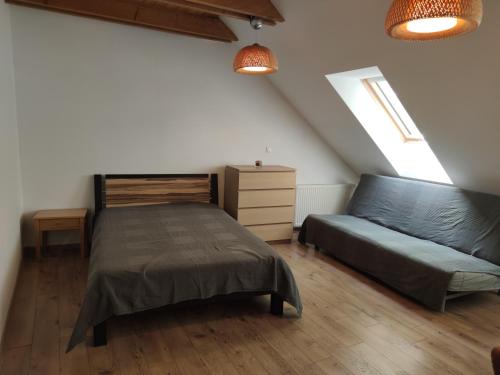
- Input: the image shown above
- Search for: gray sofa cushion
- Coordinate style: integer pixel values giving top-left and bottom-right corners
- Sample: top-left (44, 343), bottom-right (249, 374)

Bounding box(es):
top-left (347, 174), bottom-right (500, 266)
top-left (299, 214), bottom-right (500, 310)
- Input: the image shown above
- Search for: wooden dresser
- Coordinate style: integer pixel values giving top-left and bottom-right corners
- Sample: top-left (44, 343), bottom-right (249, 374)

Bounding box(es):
top-left (224, 165), bottom-right (296, 242)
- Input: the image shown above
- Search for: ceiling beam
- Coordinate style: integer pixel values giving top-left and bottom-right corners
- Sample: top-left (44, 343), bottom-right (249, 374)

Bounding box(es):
top-left (140, 0), bottom-right (276, 25)
top-left (185, 0), bottom-right (284, 23)
top-left (6, 0), bottom-right (238, 42)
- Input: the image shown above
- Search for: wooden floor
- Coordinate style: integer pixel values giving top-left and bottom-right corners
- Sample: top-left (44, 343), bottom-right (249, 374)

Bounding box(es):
top-left (1, 240), bottom-right (499, 375)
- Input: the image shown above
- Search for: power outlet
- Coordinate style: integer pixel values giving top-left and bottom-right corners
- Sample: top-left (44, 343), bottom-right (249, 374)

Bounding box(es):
top-left (266, 146), bottom-right (272, 153)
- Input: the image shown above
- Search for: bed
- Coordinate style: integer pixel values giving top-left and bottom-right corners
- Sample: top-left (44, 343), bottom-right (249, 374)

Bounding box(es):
top-left (67, 173), bottom-right (302, 352)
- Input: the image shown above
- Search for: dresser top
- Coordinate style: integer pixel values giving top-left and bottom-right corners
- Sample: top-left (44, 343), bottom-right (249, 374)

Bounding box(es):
top-left (33, 208), bottom-right (88, 220)
top-left (228, 165), bottom-right (295, 173)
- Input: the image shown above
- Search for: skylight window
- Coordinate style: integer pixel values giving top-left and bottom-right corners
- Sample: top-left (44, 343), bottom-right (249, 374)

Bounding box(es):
top-left (326, 67), bottom-right (452, 184)
top-left (363, 78), bottom-right (424, 142)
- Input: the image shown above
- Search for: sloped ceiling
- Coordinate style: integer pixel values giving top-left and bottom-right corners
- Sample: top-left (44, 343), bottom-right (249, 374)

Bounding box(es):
top-left (226, 0), bottom-right (500, 195)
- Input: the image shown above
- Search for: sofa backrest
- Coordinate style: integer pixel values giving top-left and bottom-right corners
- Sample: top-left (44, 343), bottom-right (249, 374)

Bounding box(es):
top-left (347, 174), bottom-right (500, 266)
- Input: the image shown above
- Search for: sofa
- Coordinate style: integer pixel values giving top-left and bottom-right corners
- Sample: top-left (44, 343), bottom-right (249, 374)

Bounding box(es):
top-left (299, 174), bottom-right (500, 311)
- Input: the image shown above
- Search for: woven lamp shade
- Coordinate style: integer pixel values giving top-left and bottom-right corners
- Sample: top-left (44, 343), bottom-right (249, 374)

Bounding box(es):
top-left (386, 0), bottom-right (483, 40)
top-left (233, 43), bottom-right (278, 75)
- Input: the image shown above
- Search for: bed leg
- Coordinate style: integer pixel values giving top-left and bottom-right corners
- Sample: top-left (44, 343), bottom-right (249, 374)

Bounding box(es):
top-left (270, 293), bottom-right (284, 316)
top-left (94, 321), bottom-right (107, 347)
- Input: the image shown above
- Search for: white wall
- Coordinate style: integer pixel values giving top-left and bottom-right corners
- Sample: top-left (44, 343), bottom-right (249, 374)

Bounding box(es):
top-left (9, 7), bottom-right (356, 246)
top-left (228, 0), bottom-right (500, 195)
top-left (0, 3), bottom-right (23, 345)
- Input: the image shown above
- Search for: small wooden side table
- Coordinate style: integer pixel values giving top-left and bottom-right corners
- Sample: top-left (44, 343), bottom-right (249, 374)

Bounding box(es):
top-left (33, 208), bottom-right (88, 259)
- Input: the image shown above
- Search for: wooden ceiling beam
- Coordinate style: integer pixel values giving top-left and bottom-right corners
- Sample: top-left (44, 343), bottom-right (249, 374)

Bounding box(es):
top-left (140, 0), bottom-right (276, 25)
top-left (6, 0), bottom-right (238, 42)
top-left (185, 0), bottom-right (284, 23)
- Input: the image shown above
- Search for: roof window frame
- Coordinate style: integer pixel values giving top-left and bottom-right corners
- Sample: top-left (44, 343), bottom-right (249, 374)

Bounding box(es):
top-left (363, 77), bottom-right (424, 143)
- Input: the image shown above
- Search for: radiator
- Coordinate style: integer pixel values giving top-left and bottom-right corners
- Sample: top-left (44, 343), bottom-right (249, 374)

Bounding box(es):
top-left (295, 184), bottom-right (354, 227)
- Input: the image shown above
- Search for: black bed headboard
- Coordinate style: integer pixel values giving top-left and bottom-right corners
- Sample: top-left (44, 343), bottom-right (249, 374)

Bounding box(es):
top-left (94, 174), bottom-right (219, 216)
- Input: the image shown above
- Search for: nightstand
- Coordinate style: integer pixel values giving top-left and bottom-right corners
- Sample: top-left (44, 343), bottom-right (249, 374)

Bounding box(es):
top-left (33, 208), bottom-right (88, 259)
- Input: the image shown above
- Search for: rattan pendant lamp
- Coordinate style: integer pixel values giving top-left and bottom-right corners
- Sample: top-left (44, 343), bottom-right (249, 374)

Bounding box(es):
top-left (386, 0), bottom-right (483, 40)
top-left (233, 17), bottom-right (278, 75)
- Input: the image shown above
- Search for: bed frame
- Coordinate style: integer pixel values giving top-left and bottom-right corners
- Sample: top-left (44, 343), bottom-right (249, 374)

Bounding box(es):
top-left (92, 173), bottom-right (284, 347)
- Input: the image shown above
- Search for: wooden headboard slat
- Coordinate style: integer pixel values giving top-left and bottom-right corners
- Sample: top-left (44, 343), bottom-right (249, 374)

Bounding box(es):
top-left (94, 174), bottom-right (218, 215)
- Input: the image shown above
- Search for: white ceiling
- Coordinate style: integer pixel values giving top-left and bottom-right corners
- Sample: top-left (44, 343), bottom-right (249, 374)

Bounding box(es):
top-left (226, 0), bottom-right (500, 194)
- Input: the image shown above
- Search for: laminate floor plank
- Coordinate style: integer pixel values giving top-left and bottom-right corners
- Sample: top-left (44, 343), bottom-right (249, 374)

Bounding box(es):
top-left (314, 356), bottom-right (354, 375)
top-left (60, 335), bottom-right (90, 375)
top-left (205, 313), bottom-right (271, 375)
top-left (0, 346), bottom-right (31, 375)
top-left (174, 310), bottom-right (241, 375)
top-left (87, 341), bottom-right (121, 375)
top-left (30, 294), bottom-right (60, 375)
top-left (266, 315), bottom-right (332, 363)
top-left (229, 313), bottom-right (299, 375)
top-left (2, 259), bottom-right (39, 350)
top-left (245, 313), bottom-right (313, 372)
top-left (1, 239), bottom-right (498, 375)
top-left (37, 257), bottom-right (58, 298)
top-left (155, 313), bottom-right (212, 375)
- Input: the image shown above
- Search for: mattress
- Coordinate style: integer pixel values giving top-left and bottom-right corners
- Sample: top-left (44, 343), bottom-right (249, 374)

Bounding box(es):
top-left (449, 272), bottom-right (500, 292)
top-left (67, 202), bottom-right (302, 352)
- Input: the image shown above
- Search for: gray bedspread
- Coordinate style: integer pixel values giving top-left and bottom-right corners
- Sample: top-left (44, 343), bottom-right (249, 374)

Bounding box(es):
top-left (67, 202), bottom-right (302, 352)
top-left (299, 214), bottom-right (500, 310)
top-left (347, 174), bottom-right (500, 266)
top-left (299, 174), bottom-right (500, 310)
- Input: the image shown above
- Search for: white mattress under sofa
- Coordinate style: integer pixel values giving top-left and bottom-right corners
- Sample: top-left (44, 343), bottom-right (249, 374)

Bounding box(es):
top-left (449, 272), bottom-right (500, 292)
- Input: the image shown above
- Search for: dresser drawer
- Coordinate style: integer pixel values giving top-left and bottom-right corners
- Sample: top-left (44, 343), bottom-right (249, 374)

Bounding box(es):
top-left (238, 206), bottom-right (294, 226)
top-left (246, 223), bottom-right (293, 242)
top-left (239, 172), bottom-right (296, 190)
top-left (39, 218), bottom-right (80, 231)
top-left (238, 189), bottom-right (295, 208)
